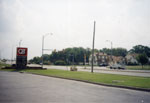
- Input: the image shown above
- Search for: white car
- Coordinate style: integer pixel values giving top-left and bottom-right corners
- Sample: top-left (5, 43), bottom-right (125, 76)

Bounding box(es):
top-left (110, 64), bottom-right (126, 69)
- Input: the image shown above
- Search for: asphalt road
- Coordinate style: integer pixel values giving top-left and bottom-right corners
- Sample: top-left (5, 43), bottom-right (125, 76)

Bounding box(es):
top-left (0, 71), bottom-right (150, 103)
top-left (28, 64), bottom-right (150, 77)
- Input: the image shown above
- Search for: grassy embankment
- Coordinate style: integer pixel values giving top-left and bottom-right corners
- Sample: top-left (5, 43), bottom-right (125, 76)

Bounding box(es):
top-left (126, 65), bottom-right (150, 70)
top-left (1, 68), bottom-right (150, 89)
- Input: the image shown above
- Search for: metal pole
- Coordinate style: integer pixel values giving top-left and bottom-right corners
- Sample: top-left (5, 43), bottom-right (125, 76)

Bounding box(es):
top-left (11, 46), bottom-right (14, 65)
top-left (41, 33), bottom-right (53, 68)
top-left (111, 41), bottom-right (113, 62)
top-left (0, 50), bottom-right (1, 60)
top-left (106, 40), bottom-right (113, 63)
top-left (91, 21), bottom-right (96, 73)
top-left (84, 54), bottom-right (86, 69)
top-left (73, 54), bottom-right (74, 68)
top-left (42, 36), bottom-right (44, 68)
top-left (19, 40), bottom-right (22, 47)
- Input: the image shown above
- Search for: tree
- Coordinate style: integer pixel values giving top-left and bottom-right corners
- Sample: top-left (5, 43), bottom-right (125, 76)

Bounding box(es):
top-left (49, 47), bottom-right (91, 65)
top-left (112, 48), bottom-right (127, 57)
top-left (100, 48), bottom-right (127, 57)
top-left (54, 60), bottom-right (66, 65)
top-left (29, 56), bottom-right (41, 64)
top-left (129, 45), bottom-right (150, 57)
top-left (136, 53), bottom-right (148, 69)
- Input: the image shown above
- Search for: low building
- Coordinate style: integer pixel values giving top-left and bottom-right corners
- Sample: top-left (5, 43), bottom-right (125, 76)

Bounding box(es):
top-left (111, 56), bottom-right (126, 65)
top-left (89, 52), bottom-right (126, 66)
top-left (125, 53), bottom-right (138, 65)
top-left (89, 52), bottom-right (109, 66)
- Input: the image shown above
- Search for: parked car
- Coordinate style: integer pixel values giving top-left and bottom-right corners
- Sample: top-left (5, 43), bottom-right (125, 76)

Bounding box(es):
top-left (110, 63), bottom-right (126, 69)
top-left (99, 63), bottom-right (108, 67)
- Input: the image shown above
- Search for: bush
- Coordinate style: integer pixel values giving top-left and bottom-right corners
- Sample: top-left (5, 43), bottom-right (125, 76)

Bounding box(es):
top-left (54, 60), bottom-right (66, 65)
top-left (43, 61), bottom-right (51, 65)
top-left (127, 62), bottom-right (138, 66)
top-left (70, 66), bottom-right (78, 71)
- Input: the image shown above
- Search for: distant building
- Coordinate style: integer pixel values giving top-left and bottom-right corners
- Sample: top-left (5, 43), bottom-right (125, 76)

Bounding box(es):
top-left (89, 53), bottom-right (98, 66)
top-left (111, 56), bottom-right (126, 65)
top-left (89, 52), bottom-right (126, 66)
top-left (89, 52), bottom-right (109, 66)
top-left (125, 53), bottom-right (138, 65)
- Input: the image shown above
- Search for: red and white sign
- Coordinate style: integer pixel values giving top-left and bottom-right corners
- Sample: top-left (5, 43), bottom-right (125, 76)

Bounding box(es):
top-left (17, 48), bottom-right (28, 56)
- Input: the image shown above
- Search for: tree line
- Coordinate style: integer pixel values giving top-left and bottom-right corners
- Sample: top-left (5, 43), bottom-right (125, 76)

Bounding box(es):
top-left (29, 45), bottom-right (150, 65)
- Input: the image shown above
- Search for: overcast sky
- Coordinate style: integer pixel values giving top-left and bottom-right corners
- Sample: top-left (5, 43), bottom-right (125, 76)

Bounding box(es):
top-left (0, 0), bottom-right (150, 59)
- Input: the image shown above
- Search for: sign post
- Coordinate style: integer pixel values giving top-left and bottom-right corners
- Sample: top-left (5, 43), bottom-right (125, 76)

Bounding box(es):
top-left (16, 47), bottom-right (28, 69)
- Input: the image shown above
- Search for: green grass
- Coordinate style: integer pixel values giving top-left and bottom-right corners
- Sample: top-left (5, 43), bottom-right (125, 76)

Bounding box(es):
top-left (1, 68), bottom-right (150, 89)
top-left (0, 62), bottom-right (10, 69)
top-left (126, 65), bottom-right (150, 70)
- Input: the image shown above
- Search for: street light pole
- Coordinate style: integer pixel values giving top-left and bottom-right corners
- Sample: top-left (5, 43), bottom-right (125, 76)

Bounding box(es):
top-left (91, 21), bottom-right (96, 73)
top-left (11, 46), bottom-right (14, 65)
top-left (0, 50), bottom-right (1, 60)
top-left (84, 54), bottom-right (86, 69)
top-left (19, 40), bottom-right (22, 47)
top-left (106, 40), bottom-right (113, 63)
top-left (72, 54), bottom-right (74, 68)
top-left (110, 41), bottom-right (113, 63)
top-left (41, 33), bottom-right (52, 68)
top-left (42, 36), bottom-right (44, 68)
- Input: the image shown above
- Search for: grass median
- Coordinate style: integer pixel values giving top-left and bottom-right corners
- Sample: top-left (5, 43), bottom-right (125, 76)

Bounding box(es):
top-left (1, 68), bottom-right (150, 89)
top-left (126, 65), bottom-right (150, 70)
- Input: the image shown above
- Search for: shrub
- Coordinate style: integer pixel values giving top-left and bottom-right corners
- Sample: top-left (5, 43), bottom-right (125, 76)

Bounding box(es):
top-left (54, 60), bottom-right (66, 65)
top-left (43, 61), bottom-right (51, 65)
top-left (70, 66), bottom-right (78, 71)
top-left (127, 62), bottom-right (138, 66)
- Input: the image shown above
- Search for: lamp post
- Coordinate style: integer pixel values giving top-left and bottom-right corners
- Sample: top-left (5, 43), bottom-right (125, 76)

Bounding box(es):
top-left (11, 46), bottom-right (14, 65)
top-left (84, 54), bottom-right (86, 69)
top-left (0, 50), bottom-right (1, 60)
top-left (42, 33), bottom-right (53, 68)
top-left (69, 54), bottom-right (74, 68)
top-left (19, 40), bottom-right (22, 47)
top-left (106, 40), bottom-right (113, 63)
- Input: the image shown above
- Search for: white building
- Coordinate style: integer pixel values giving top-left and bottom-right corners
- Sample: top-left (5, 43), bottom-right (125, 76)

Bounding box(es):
top-left (125, 53), bottom-right (138, 65)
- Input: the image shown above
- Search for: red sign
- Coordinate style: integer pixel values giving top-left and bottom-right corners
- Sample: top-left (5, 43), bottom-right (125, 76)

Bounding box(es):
top-left (17, 48), bottom-right (28, 56)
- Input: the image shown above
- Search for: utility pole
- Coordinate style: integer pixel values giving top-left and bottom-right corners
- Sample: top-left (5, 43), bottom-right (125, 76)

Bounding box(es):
top-left (91, 21), bottom-right (96, 73)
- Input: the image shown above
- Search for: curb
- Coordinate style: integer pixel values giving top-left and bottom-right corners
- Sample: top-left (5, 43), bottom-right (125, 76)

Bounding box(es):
top-left (24, 72), bottom-right (150, 92)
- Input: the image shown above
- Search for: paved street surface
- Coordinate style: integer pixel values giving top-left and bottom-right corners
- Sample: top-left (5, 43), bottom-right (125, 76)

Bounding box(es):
top-left (0, 71), bottom-right (150, 103)
top-left (28, 64), bottom-right (150, 77)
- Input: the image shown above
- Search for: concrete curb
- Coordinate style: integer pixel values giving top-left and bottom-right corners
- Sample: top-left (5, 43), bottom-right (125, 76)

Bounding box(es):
top-left (24, 72), bottom-right (150, 92)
